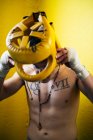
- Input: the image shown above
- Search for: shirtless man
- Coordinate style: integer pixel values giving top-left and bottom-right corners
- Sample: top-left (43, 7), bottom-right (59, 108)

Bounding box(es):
top-left (0, 46), bottom-right (93, 140)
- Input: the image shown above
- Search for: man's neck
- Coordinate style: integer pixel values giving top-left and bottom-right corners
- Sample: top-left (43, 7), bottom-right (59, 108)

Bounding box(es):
top-left (35, 65), bottom-right (60, 83)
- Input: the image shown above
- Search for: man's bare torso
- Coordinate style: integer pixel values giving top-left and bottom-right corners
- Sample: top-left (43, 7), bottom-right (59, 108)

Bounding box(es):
top-left (25, 65), bottom-right (80, 140)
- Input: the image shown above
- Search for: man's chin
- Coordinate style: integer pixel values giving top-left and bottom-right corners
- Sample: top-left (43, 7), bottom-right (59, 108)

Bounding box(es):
top-left (40, 76), bottom-right (50, 83)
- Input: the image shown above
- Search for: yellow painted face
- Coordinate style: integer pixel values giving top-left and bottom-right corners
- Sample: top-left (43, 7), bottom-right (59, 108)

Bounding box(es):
top-left (6, 12), bottom-right (57, 81)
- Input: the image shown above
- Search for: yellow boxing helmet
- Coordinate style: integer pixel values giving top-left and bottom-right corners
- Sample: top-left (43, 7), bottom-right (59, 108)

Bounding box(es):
top-left (6, 12), bottom-right (58, 81)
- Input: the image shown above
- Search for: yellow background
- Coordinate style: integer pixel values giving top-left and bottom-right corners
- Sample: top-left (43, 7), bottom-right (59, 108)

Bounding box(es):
top-left (0, 0), bottom-right (93, 140)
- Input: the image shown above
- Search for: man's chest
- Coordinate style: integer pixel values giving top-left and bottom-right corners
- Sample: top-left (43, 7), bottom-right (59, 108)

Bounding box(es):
top-left (25, 74), bottom-right (78, 108)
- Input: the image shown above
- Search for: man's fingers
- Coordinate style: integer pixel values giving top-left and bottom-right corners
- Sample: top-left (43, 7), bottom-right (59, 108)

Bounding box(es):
top-left (8, 57), bottom-right (15, 68)
top-left (56, 48), bottom-right (68, 58)
top-left (56, 53), bottom-right (68, 64)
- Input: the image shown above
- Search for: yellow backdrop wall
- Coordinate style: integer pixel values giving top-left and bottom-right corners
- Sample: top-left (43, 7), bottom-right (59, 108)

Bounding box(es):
top-left (0, 0), bottom-right (93, 140)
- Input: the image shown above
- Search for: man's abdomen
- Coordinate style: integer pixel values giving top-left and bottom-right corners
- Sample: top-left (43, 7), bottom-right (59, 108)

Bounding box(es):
top-left (27, 121), bottom-right (77, 140)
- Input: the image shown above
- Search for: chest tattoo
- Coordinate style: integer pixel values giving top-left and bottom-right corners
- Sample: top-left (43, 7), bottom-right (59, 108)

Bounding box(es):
top-left (53, 78), bottom-right (70, 91)
top-left (30, 77), bottom-right (70, 95)
top-left (30, 82), bottom-right (39, 95)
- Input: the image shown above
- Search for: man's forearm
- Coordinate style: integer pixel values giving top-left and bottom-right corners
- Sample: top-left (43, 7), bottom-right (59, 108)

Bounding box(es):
top-left (67, 48), bottom-right (93, 101)
top-left (78, 74), bottom-right (93, 102)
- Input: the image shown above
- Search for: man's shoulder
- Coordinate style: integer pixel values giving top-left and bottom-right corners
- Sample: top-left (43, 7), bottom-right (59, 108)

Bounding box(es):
top-left (60, 64), bottom-right (77, 79)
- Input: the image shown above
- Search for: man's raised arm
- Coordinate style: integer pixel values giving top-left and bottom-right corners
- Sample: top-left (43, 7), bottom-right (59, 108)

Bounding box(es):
top-left (0, 51), bottom-right (24, 101)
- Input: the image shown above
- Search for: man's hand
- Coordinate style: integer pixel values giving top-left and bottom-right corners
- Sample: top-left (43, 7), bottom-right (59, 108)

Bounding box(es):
top-left (0, 51), bottom-right (14, 78)
top-left (56, 47), bottom-right (82, 69)
top-left (56, 48), bottom-right (68, 64)
top-left (1, 51), bottom-right (14, 67)
top-left (56, 47), bottom-right (89, 80)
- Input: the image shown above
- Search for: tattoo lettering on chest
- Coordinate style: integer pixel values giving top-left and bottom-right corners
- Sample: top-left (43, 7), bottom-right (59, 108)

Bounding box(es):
top-left (30, 82), bottom-right (39, 95)
top-left (30, 77), bottom-right (70, 94)
top-left (53, 78), bottom-right (70, 91)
